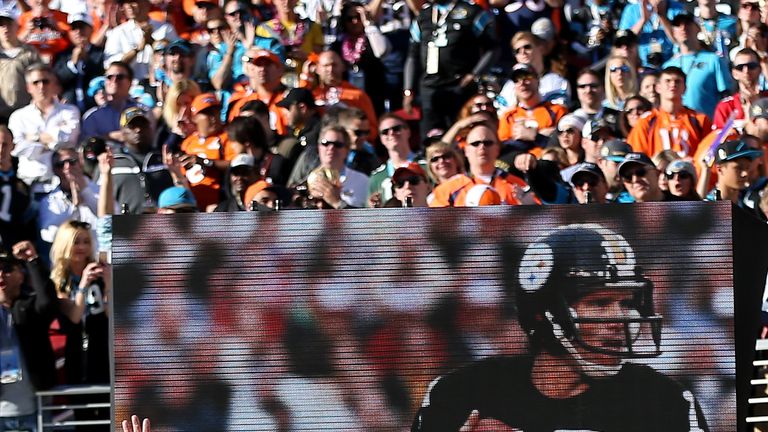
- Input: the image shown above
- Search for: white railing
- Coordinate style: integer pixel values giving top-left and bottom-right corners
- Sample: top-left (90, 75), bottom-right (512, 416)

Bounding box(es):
top-left (36, 385), bottom-right (111, 431)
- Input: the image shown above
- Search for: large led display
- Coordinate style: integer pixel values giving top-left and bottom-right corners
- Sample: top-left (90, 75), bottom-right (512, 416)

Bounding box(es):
top-left (112, 202), bottom-right (766, 432)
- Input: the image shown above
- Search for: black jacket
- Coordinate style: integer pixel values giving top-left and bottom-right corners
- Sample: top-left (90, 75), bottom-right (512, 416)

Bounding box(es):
top-left (52, 44), bottom-right (105, 112)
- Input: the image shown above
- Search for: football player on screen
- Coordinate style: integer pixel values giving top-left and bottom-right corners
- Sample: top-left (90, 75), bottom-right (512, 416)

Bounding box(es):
top-left (412, 224), bottom-right (709, 432)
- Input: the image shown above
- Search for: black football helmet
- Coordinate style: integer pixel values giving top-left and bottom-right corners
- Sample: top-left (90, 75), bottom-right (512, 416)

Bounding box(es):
top-left (516, 224), bottom-right (662, 375)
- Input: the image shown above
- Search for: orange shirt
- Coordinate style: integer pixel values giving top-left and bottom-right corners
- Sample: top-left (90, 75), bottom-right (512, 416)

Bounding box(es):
top-left (626, 107), bottom-right (712, 158)
top-left (227, 85), bottom-right (290, 135)
top-left (429, 170), bottom-right (528, 207)
top-left (181, 131), bottom-right (231, 210)
top-left (498, 102), bottom-right (567, 158)
top-left (312, 81), bottom-right (379, 140)
top-left (19, 11), bottom-right (70, 61)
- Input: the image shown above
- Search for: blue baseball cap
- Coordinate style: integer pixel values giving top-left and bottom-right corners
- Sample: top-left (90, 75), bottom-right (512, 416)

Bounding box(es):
top-left (158, 186), bottom-right (197, 210)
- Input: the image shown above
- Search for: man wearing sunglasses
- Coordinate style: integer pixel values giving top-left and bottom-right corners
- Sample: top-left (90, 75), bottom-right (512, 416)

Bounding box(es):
top-left (8, 63), bottom-right (81, 195)
top-left (662, 13), bottom-right (732, 118)
top-left (713, 48), bottom-right (768, 129)
top-left (369, 113), bottom-right (426, 204)
top-left (430, 123), bottom-right (526, 207)
top-left (81, 61), bottom-right (140, 142)
top-left (308, 125), bottom-right (369, 209)
top-left (617, 152), bottom-right (675, 202)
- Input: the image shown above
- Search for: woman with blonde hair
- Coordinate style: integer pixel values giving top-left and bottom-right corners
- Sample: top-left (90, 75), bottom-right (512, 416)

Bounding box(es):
top-left (425, 141), bottom-right (465, 185)
top-left (50, 220), bottom-right (110, 387)
top-left (604, 55), bottom-right (638, 110)
top-left (154, 79), bottom-right (202, 150)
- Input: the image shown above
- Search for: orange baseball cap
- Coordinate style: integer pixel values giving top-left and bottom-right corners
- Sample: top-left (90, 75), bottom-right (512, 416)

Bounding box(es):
top-left (183, 0), bottom-right (217, 17)
top-left (190, 93), bottom-right (221, 115)
top-left (243, 49), bottom-right (281, 66)
top-left (392, 162), bottom-right (427, 182)
top-left (244, 180), bottom-right (277, 206)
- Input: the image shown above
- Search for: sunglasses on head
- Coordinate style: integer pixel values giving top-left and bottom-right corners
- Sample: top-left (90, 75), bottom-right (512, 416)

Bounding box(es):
top-left (733, 61), bottom-right (760, 72)
top-left (430, 153), bottom-right (453, 163)
top-left (394, 175), bottom-right (423, 188)
top-left (610, 65), bottom-right (631, 74)
top-left (468, 139), bottom-right (495, 147)
top-left (380, 124), bottom-right (404, 135)
top-left (621, 167), bottom-right (648, 181)
top-left (667, 171), bottom-right (692, 180)
top-left (319, 139), bottom-right (346, 148)
top-left (54, 158), bottom-right (79, 168)
top-left (514, 44), bottom-right (533, 54)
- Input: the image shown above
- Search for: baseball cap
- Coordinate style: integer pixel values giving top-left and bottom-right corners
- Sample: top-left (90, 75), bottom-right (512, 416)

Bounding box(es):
top-left (243, 49), bottom-right (281, 65)
top-left (531, 17), bottom-right (555, 42)
top-left (582, 118), bottom-right (610, 140)
top-left (190, 93), bottom-right (221, 115)
top-left (165, 39), bottom-right (194, 56)
top-left (0, 8), bottom-right (15, 20)
top-left (671, 13), bottom-right (697, 26)
top-left (158, 186), bottom-right (197, 210)
top-left (67, 12), bottom-right (93, 26)
top-left (750, 98), bottom-right (768, 120)
top-left (665, 159), bottom-right (696, 178)
top-left (618, 152), bottom-right (656, 177)
top-left (230, 154), bottom-right (256, 170)
top-left (392, 162), bottom-right (427, 183)
top-left (614, 29), bottom-right (638, 47)
top-left (119, 106), bottom-right (150, 127)
top-left (276, 88), bottom-right (316, 109)
top-left (570, 162), bottom-right (606, 187)
top-left (87, 76), bottom-right (106, 97)
top-left (714, 139), bottom-right (764, 164)
top-left (599, 139), bottom-right (632, 162)
top-left (244, 180), bottom-right (278, 205)
top-left (464, 184), bottom-right (502, 206)
top-left (557, 114), bottom-right (586, 133)
top-left (510, 63), bottom-right (537, 81)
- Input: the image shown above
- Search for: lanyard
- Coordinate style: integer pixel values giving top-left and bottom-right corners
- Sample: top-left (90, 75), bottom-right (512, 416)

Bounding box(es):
top-left (431, 1), bottom-right (458, 36)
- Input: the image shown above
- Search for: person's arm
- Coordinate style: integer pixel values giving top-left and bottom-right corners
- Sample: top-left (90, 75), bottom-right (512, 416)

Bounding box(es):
top-left (629, 1), bottom-right (650, 37)
top-left (12, 241), bottom-right (56, 316)
top-left (651, 0), bottom-right (676, 45)
top-left (696, 156), bottom-right (711, 199)
top-left (58, 261), bottom-right (103, 324)
top-left (360, 7), bottom-right (390, 58)
top-left (403, 21), bottom-right (421, 113)
top-left (209, 34), bottom-right (238, 91)
top-left (46, 106), bottom-right (81, 150)
top-left (97, 150), bottom-right (114, 218)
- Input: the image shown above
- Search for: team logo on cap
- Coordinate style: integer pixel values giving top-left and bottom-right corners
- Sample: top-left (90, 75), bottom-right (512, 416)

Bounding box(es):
top-left (718, 149), bottom-right (727, 160)
top-left (754, 106), bottom-right (763, 116)
top-left (519, 242), bottom-right (554, 293)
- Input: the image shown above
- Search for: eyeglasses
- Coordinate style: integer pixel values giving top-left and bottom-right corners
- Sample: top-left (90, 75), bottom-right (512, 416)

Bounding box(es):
top-left (468, 139), bottom-right (495, 147)
top-left (667, 171), bottom-right (692, 180)
top-left (207, 25), bottom-right (228, 33)
top-left (430, 153), bottom-right (453, 163)
top-left (394, 175), bottom-right (423, 188)
top-left (577, 83), bottom-right (600, 90)
top-left (319, 139), bottom-right (346, 148)
top-left (733, 61), bottom-right (760, 72)
top-left (106, 73), bottom-right (128, 81)
top-left (352, 129), bottom-right (370, 137)
top-left (610, 65), bottom-right (631, 74)
top-left (54, 158), bottom-right (79, 168)
top-left (572, 176), bottom-right (599, 188)
top-left (31, 78), bottom-right (51, 86)
top-left (742, 3), bottom-right (760, 10)
top-left (621, 167), bottom-right (648, 181)
top-left (625, 106), bottom-right (646, 115)
top-left (380, 124), bottom-right (404, 135)
top-left (560, 128), bottom-right (579, 134)
top-left (514, 44), bottom-right (533, 54)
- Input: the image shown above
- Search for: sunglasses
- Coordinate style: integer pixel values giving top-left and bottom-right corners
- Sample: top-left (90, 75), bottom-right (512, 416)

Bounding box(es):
top-left (430, 153), bottom-right (453, 163)
top-left (106, 73), bottom-right (128, 81)
top-left (319, 139), bottom-right (346, 148)
top-left (514, 44), bottom-right (533, 54)
top-left (572, 176), bottom-right (599, 188)
top-left (577, 83), bottom-right (599, 90)
top-left (54, 158), bottom-right (79, 168)
top-left (468, 139), bottom-right (495, 147)
top-left (31, 78), bottom-right (51, 86)
top-left (394, 175), bottom-right (423, 188)
top-left (625, 106), bottom-right (646, 115)
top-left (610, 65), bottom-right (631, 74)
top-left (380, 124), bottom-right (404, 135)
top-left (742, 3), bottom-right (760, 10)
top-left (667, 171), bottom-right (692, 180)
top-left (226, 9), bottom-right (245, 16)
top-left (560, 128), bottom-right (579, 134)
top-left (621, 167), bottom-right (648, 181)
top-left (733, 61), bottom-right (760, 71)
top-left (352, 129), bottom-right (370, 137)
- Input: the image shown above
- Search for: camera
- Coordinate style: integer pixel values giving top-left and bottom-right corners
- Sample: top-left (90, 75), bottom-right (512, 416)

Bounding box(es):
top-left (32, 17), bottom-right (47, 29)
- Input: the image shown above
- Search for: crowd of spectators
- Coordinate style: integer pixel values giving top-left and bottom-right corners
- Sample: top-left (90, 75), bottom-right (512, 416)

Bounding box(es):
top-left (0, 0), bottom-right (766, 428)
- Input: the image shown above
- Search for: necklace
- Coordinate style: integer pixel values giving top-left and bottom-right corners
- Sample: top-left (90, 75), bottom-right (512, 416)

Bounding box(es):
top-left (269, 18), bottom-right (307, 48)
top-left (341, 35), bottom-right (366, 64)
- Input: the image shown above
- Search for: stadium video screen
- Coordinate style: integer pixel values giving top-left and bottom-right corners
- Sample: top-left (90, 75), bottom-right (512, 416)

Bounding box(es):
top-left (112, 202), bottom-right (761, 432)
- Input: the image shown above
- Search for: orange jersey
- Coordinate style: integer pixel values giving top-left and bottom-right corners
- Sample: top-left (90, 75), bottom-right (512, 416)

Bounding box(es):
top-left (19, 11), bottom-right (70, 61)
top-left (626, 107), bottom-right (712, 158)
top-left (181, 131), bottom-right (231, 210)
top-left (429, 169), bottom-right (528, 207)
top-left (312, 81), bottom-right (379, 140)
top-left (227, 85), bottom-right (290, 135)
top-left (498, 102), bottom-right (567, 158)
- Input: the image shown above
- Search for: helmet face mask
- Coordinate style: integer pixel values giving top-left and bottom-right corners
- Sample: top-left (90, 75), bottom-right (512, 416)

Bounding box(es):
top-left (517, 224), bottom-right (663, 377)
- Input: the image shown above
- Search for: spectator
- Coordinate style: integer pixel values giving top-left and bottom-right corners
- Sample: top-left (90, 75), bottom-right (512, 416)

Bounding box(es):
top-left (53, 13), bottom-right (105, 112)
top-left (403, 0), bottom-right (498, 135)
top-left (424, 140), bottom-right (465, 187)
top-left (665, 159), bottom-right (700, 200)
top-left (312, 50), bottom-right (378, 136)
top-left (572, 69), bottom-right (606, 121)
top-left (206, 16), bottom-right (248, 92)
top-left (156, 185), bottom-right (198, 213)
top-left (277, 87), bottom-right (322, 171)
top-left (255, 0), bottom-right (323, 67)
top-left (18, 0), bottom-right (70, 63)
top-left (638, 72), bottom-right (659, 106)
top-left (612, 30), bottom-right (644, 75)
top-left (596, 139), bottom-right (632, 202)
top-left (0, 242), bottom-right (58, 432)
top-left (369, 113), bottom-right (424, 204)
top-left (663, 13), bottom-right (732, 118)
top-left (225, 115), bottom-right (289, 185)
top-left (384, 162), bottom-right (430, 207)
top-left (554, 113), bottom-right (586, 169)
top-left (704, 139), bottom-right (763, 202)
top-left (733, 0), bottom-right (762, 58)
top-left (8, 63), bottom-right (80, 194)
top-left (243, 179), bottom-right (281, 210)
top-left (603, 54), bottom-right (637, 110)
top-left (619, 95), bottom-right (653, 137)
top-left (103, 0), bottom-right (178, 82)
top-left (713, 48), bottom-right (768, 129)
top-left (213, 153), bottom-right (258, 211)
top-left (570, 161), bottom-right (609, 204)
top-left (617, 152), bottom-right (676, 202)
top-left (162, 39), bottom-right (196, 85)
top-left (694, 0), bottom-right (737, 59)
top-left (430, 123), bottom-right (527, 207)
top-left (498, 64), bottom-right (567, 158)
top-left (0, 125), bottom-right (35, 253)
top-left (626, 66), bottom-right (712, 158)
top-left (227, 48), bottom-right (289, 134)
top-left (81, 61), bottom-right (138, 142)
top-left (652, 149), bottom-right (678, 192)
top-left (0, 9), bottom-right (41, 120)
top-left (338, 107), bottom-right (380, 175)
top-left (618, 0), bottom-right (685, 68)
top-left (180, 0), bottom-right (221, 46)
top-left (306, 124), bottom-right (369, 209)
